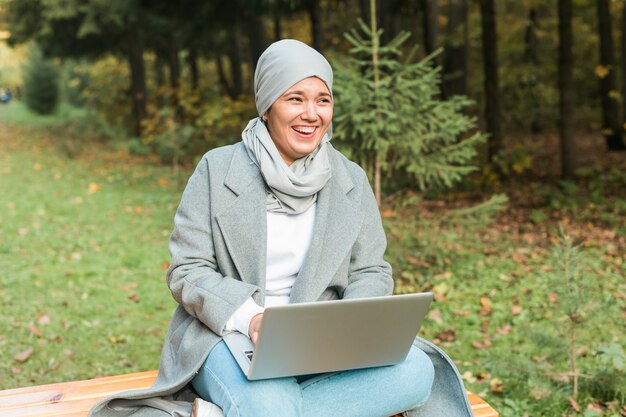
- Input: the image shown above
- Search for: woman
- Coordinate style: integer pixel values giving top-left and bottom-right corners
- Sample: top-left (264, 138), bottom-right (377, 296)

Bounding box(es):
top-left (89, 39), bottom-right (474, 417)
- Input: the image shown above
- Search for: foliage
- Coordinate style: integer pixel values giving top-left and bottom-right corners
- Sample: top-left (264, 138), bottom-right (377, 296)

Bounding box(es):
top-left (333, 19), bottom-right (486, 196)
top-left (140, 85), bottom-right (255, 165)
top-left (22, 44), bottom-right (60, 115)
top-left (72, 55), bottom-right (133, 133)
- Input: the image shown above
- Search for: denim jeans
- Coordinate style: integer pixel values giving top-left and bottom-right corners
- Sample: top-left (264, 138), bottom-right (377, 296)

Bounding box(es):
top-left (191, 341), bottom-right (434, 417)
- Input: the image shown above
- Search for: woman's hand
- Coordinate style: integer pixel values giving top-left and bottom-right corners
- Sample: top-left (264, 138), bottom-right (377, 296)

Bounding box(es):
top-left (248, 313), bottom-right (264, 347)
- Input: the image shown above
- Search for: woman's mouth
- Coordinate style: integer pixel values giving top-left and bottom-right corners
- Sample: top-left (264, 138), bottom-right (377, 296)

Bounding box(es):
top-left (292, 126), bottom-right (317, 136)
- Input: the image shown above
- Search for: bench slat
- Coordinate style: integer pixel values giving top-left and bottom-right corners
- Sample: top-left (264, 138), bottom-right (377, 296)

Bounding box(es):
top-left (0, 370), bottom-right (499, 417)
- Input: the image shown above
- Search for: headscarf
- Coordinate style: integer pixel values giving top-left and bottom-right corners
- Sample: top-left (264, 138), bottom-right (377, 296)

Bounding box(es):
top-left (242, 39), bottom-right (334, 215)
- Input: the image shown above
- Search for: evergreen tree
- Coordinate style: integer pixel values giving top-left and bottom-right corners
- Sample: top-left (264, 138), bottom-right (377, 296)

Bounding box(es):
top-left (333, 19), bottom-right (485, 204)
top-left (23, 44), bottom-right (59, 115)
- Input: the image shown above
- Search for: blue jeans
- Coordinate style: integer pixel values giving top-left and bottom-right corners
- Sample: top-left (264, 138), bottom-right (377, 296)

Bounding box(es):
top-left (191, 341), bottom-right (434, 417)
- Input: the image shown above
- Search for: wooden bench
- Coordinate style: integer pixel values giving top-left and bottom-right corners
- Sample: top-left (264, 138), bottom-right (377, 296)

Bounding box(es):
top-left (0, 370), bottom-right (499, 416)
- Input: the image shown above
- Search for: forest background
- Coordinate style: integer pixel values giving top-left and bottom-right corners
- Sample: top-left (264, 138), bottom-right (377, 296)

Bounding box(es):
top-left (0, 1), bottom-right (625, 417)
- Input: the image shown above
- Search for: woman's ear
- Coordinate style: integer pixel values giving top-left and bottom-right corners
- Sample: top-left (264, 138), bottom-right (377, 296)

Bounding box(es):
top-left (262, 107), bottom-right (271, 122)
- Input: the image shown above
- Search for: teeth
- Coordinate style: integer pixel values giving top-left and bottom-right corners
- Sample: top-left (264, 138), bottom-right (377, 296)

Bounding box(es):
top-left (294, 126), bottom-right (316, 134)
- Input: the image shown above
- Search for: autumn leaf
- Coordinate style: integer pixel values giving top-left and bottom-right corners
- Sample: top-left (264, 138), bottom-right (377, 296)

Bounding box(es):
top-left (511, 305), bottom-right (523, 315)
top-left (472, 338), bottom-right (492, 349)
top-left (479, 296), bottom-right (492, 316)
top-left (489, 377), bottom-right (504, 393)
top-left (87, 182), bottom-right (101, 194)
top-left (496, 324), bottom-right (512, 335)
top-left (28, 323), bottom-right (43, 337)
top-left (567, 397), bottom-right (581, 412)
top-left (595, 65), bottom-right (610, 79)
top-left (38, 314), bottom-right (51, 326)
top-left (157, 177), bottom-right (169, 186)
top-left (14, 347), bottom-right (34, 363)
top-left (434, 329), bottom-right (456, 343)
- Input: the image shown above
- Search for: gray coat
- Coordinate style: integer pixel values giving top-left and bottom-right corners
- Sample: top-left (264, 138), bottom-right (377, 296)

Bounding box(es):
top-left (89, 143), bottom-right (474, 417)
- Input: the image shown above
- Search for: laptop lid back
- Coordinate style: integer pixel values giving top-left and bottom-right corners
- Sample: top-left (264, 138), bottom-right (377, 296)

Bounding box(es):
top-left (247, 293), bottom-right (433, 380)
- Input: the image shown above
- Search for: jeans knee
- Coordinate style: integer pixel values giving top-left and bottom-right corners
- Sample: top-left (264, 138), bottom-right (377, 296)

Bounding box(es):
top-left (234, 380), bottom-right (302, 417)
top-left (403, 347), bottom-right (435, 406)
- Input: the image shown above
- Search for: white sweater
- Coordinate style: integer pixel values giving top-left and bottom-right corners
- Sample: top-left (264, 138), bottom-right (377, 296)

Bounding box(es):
top-left (224, 204), bottom-right (316, 336)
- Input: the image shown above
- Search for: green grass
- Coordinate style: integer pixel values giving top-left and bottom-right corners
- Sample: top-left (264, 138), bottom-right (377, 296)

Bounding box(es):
top-left (0, 103), bottom-right (181, 387)
top-left (1, 102), bottom-right (624, 416)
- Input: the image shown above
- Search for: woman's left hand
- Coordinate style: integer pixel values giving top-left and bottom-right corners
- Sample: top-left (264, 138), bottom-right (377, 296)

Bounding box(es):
top-left (249, 313), bottom-right (264, 347)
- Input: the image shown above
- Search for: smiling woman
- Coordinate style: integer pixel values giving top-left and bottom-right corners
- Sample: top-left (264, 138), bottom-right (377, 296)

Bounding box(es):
top-left (263, 77), bottom-right (333, 165)
top-left (88, 39), bottom-right (474, 417)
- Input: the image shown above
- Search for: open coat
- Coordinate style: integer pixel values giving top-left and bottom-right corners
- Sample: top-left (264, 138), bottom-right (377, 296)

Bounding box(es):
top-left (89, 142), bottom-right (474, 417)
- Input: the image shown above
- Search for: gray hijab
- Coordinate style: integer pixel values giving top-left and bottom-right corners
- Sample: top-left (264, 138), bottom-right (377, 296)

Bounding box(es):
top-left (242, 39), bottom-right (333, 215)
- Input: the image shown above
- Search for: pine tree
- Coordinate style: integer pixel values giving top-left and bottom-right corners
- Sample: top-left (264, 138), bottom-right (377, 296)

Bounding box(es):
top-left (23, 44), bottom-right (60, 115)
top-left (333, 17), bottom-right (485, 204)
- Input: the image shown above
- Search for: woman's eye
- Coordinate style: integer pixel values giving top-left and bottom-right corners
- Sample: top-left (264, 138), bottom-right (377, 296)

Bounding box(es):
top-left (288, 97), bottom-right (302, 102)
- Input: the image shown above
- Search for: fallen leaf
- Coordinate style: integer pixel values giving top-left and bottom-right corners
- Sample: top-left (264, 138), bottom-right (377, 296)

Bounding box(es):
top-left (12, 367), bottom-right (22, 374)
top-left (479, 296), bottom-right (492, 316)
top-left (14, 347), bottom-right (34, 363)
top-left (128, 294), bottom-right (140, 303)
top-left (461, 371), bottom-right (477, 383)
top-left (453, 309), bottom-right (470, 316)
top-left (586, 402), bottom-right (604, 413)
top-left (428, 309), bottom-right (443, 324)
top-left (547, 292), bottom-right (559, 303)
top-left (511, 305), bottom-right (523, 315)
top-left (38, 315), bottom-right (50, 326)
top-left (472, 338), bottom-right (493, 349)
top-left (109, 336), bottom-right (126, 344)
top-left (381, 208), bottom-right (395, 218)
top-left (157, 177), bottom-right (169, 186)
top-left (28, 323), bottom-right (43, 337)
top-left (567, 397), bottom-right (581, 412)
top-left (87, 182), bottom-right (101, 194)
top-left (497, 324), bottom-right (512, 335)
top-left (434, 329), bottom-right (456, 343)
top-left (489, 377), bottom-right (504, 393)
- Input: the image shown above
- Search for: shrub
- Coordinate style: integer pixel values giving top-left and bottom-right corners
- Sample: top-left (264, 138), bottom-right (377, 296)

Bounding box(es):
top-left (22, 44), bottom-right (60, 115)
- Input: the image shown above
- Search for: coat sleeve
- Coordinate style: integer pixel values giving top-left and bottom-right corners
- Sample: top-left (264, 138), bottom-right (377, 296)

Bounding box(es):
top-left (166, 157), bottom-right (259, 335)
top-left (342, 170), bottom-right (394, 299)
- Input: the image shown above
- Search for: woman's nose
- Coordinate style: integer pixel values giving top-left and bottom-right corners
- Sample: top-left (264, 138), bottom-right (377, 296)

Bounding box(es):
top-left (302, 102), bottom-right (318, 121)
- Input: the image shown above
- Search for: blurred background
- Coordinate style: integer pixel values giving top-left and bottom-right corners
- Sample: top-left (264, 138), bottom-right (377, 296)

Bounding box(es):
top-left (0, 1), bottom-right (624, 417)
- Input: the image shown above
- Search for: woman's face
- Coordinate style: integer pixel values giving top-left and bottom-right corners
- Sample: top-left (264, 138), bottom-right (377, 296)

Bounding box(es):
top-left (264, 76), bottom-right (333, 165)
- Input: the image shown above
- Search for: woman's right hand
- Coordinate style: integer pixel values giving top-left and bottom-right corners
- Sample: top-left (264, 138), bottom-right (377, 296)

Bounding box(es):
top-left (249, 313), bottom-right (264, 347)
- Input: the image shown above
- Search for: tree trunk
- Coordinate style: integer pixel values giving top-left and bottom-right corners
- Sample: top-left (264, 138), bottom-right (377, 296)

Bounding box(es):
top-left (273, 11), bottom-right (282, 40)
top-left (216, 56), bottom-right (235, 99)
top-left (358, 0), bottom-right (370, 24)
top-left (126, 25), bottom-right (147, 138)
top-left (227, 19), bottom-right (244, 98)
top-left (525, 8), bottom-right (539, 63)
top-left (597, 0), bottom-right (626, 150)
top-left (559, 0), bottom-right (576, 178)
top-left (442, 0), bottom-right (468, 98)
top-left (247, 14), bottom-right (267, 72)
top-left (308, 0), bottom-right (322, 50)
top-left (187, 48), bottom-right (199, 91)
top-left (420, 0), bottom-right (438, 56)
top-left (167, 33), bottom-right (181, 91)
top-left (370, 0), bottom-right (382, 206)
top-left (622, 3), bottom-right (626, 127)
top-left (479, 0), bottom-right (503, 161)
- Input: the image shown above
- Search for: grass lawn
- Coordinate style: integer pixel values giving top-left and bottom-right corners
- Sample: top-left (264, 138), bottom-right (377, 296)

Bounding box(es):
top-left (1, 102), bottom-right (625, 416)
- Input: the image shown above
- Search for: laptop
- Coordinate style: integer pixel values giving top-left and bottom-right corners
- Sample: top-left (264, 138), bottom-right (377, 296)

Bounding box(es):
top-left (223, 292), bottom-right (433, 380)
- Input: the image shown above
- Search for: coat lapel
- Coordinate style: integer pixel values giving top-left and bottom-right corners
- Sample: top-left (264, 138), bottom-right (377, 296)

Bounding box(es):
top-left (289, 151), bottom-right (362, 303)
top-left (215, 145), bottom-right (267, 300)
